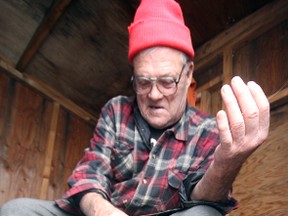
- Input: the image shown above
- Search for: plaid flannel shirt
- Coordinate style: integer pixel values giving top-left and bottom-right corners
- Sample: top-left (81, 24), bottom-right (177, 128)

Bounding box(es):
top-left (56, 96), bottom-right (237, 215)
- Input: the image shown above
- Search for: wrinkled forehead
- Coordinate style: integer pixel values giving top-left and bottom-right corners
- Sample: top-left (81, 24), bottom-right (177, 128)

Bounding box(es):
top-left (133, 46), bottom-right (185, 76)
top-left (133, 46), bottom-right (185, 64)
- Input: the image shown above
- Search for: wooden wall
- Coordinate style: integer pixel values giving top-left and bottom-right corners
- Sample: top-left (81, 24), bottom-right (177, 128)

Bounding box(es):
top-left (232, 103), bottom-right (288, 215)
top-left (0, 0), bottom-right (287, 215)
top-left (0, 71), bottom-right (94, 204)
top-left (194, 0), bottom-right (288, 215)
top-left (230, 20), bottom-right (288, 215)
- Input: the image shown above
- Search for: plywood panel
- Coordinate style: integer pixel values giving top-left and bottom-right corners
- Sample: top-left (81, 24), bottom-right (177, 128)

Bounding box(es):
top-left (0, 78), bottom-right (53, 204)
top-left (231, 103), bottom-right (288, 215)
top-left (0, 72), bottom-right (94, 203)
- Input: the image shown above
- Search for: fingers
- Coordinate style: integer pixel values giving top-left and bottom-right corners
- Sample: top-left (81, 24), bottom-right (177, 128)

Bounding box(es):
top-left (220, 81), bottom-right (245, 143)
top-left (230, 77), bottom-right (259, 139)
top-left (221, 76), bottom-right (270, 147)
top-left (215, 76), bottom-right (270, 167)
top-left (247, 81), bottom-right (270, 142)
top-left (216, 110), bottom-right (232, 145)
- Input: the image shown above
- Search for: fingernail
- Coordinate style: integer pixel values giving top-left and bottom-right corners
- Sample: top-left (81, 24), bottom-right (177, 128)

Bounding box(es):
top-left (232, 76), bottom-right (242, 84)
top-left (247, 81), bottom-right (256, 86)
top-left (222, 84), bottom-right (230, 94)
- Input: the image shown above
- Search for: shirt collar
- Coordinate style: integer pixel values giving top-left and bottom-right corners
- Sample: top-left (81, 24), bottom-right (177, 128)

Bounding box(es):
top-left (133, 98), bottom-right (190, 142)
top-left (168, 104), bottom-right (190, 141)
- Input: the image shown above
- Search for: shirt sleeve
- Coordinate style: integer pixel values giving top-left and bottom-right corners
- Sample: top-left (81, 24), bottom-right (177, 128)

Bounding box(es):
top-left (179, 117), bottom-right (239, 214)
top-left (179, 171), bottom-right (238, 214)
top-left (56, 98), bottom-right (118, 212)
top-left (71, 188), bottom-right (109, 207)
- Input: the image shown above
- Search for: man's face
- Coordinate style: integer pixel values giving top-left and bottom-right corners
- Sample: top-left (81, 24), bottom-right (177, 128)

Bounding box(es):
top-left (133, 47), bottom-right (193, 129)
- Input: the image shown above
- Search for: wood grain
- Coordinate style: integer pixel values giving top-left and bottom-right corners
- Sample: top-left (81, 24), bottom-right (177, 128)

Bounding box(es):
top-left (233, 20), bottom-right (288, 97)
top-left (16, 0), bottom-right (71, 71)
top-left (0, 59), bottom-right (97, 124)
top-left (40, 102), bottom-right (60, 199)
top-left (231, 103), bottom-right (288, 216)
top-left (194, 0), bottom-right (288, 71)
top-left (46, 110), bottom-right (94, 200)
top-left (0, 72), bottom-right (94, 204)
top-left (0, 80), bottom-right (52, 203)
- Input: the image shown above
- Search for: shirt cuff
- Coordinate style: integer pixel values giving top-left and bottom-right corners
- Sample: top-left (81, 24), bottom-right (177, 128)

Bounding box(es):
top-left (179, 171), bottom-right (239, 214)
top-left (72, 189), bottom-right (109, 207)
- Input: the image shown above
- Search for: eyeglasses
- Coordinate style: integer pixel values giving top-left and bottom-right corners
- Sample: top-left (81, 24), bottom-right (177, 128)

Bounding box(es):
top-left (131, 64), bottom-right (186, 96)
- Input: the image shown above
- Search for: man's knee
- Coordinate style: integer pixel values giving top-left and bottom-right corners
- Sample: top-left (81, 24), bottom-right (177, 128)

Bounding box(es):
top-left (172, 205), bottom-right (224, 216)
top-left (1, 198), bottom-right (71, 216)
top-left (0, 198), bottom-right (30, 215)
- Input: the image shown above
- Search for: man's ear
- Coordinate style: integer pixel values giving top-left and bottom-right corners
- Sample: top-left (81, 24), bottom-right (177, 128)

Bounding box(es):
top-left (186, 62), bottom-right (197, 106)
top-left (186, 61), bottom-right (194, 86)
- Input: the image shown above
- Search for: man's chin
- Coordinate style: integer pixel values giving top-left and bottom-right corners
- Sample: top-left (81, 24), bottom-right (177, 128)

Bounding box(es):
top-left (147, 119), bottom-right (169, 129)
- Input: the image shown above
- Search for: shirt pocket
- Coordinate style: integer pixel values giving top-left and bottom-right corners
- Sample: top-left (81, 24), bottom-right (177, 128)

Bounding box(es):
top-left (111, 141), bottom-right (134, 181)
top-left (168, 168), bottom-right (186, 190)
top-left (155, 168), bottom-right (186, 211)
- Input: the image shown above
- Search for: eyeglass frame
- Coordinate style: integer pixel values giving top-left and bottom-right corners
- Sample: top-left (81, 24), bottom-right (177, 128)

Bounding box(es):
top-left (131, 63), bottom-right (187, 96)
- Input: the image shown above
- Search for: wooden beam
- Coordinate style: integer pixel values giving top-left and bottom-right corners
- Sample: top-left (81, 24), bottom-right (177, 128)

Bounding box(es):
top-left (222, 47), bottom-right (233, 85)
top-left (269, 87), bottom-right (288, 109)
top-left (16, 0), bottom-right (71, 71)
top-left (194, 0), bottom-right (288, 71)
top-left (196, 76), bottom-right (222, 92)
top-left (0, 58), bottom-right (97, 124)
top-left (199, 91), bottom-right (211, 114)
top-left (222, 47), bottom-right (233, 110)
top-left (40, 102), bottom-right (60, 199)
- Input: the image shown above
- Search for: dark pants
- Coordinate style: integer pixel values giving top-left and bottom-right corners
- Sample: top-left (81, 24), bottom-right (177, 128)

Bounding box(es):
top-left (0, 198), bottom-right (223, 216)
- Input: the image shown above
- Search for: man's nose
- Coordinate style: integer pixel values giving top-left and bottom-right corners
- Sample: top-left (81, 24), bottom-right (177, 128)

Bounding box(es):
top-left (148, 82), bottom-right (163, 99)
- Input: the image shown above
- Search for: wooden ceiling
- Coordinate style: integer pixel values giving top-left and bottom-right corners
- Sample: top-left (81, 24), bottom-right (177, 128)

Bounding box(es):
top-left (0, 0), bottom-right (274, 118)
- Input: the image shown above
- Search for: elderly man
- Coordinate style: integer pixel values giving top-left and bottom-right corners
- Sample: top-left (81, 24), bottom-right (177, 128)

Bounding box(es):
top-left (0, 0), bottom-right (270, 215)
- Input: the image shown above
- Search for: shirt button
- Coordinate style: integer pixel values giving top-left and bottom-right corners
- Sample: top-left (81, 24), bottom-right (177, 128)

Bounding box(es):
top-left (123, 199), bottom-right (128, 205)
top-left (143, 179), bottom-right (148, 184)
top-left (133, 198), bottom-right (142, 207)
top-left (152, 154), bottom-right (156, 159)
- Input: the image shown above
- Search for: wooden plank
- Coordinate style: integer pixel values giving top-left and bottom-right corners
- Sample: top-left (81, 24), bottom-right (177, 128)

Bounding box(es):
top-left (46, 111), bottom-right (94, 199)
top-left (211, 91), bottom-right (222, 116)
top-left (231, 19), bottom-right (288, 105)
top-left (222, 47), bottom-right (233, 85)
top-left (45, 107), bottom-right (69, 199)
top-left (0, 83), bottom-right (49, 203)
top-left (16, 0), bottom-right (72, 71)
top-left (0, 73), bottom-right (12, 151)
top-left (222, 47), bottom-right (233, 110)
top-left (194, 0), bottom-right (288, 71)
top-left (0, 0), bottom-right (53, 66)
top-left (269, 87), bottom-right (288, 109)
top-left (0, 73), bottom-right (13, 205)
top-left (196, 76), bottom-right (222, 92)
top-left (40, 102), bottom-right (60, 199)
top-left (199, 90), bottom-right (211, 114)
top-left (0, 59), bottom-right (97, 124)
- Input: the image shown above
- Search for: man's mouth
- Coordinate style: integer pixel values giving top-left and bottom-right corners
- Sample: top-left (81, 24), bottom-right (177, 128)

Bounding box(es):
top-left (149, 105), bottom-right (165, 113)
top-left (150, 105), bottom-right (162, 109)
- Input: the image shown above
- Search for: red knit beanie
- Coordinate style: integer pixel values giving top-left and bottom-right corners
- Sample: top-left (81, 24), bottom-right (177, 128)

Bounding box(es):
top-left (128, 0), bottom-right (194, 63)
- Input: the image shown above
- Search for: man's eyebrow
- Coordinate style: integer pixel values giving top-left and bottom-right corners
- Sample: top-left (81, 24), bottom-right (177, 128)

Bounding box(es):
top-left (135, 72), bottom-right (177, 78)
